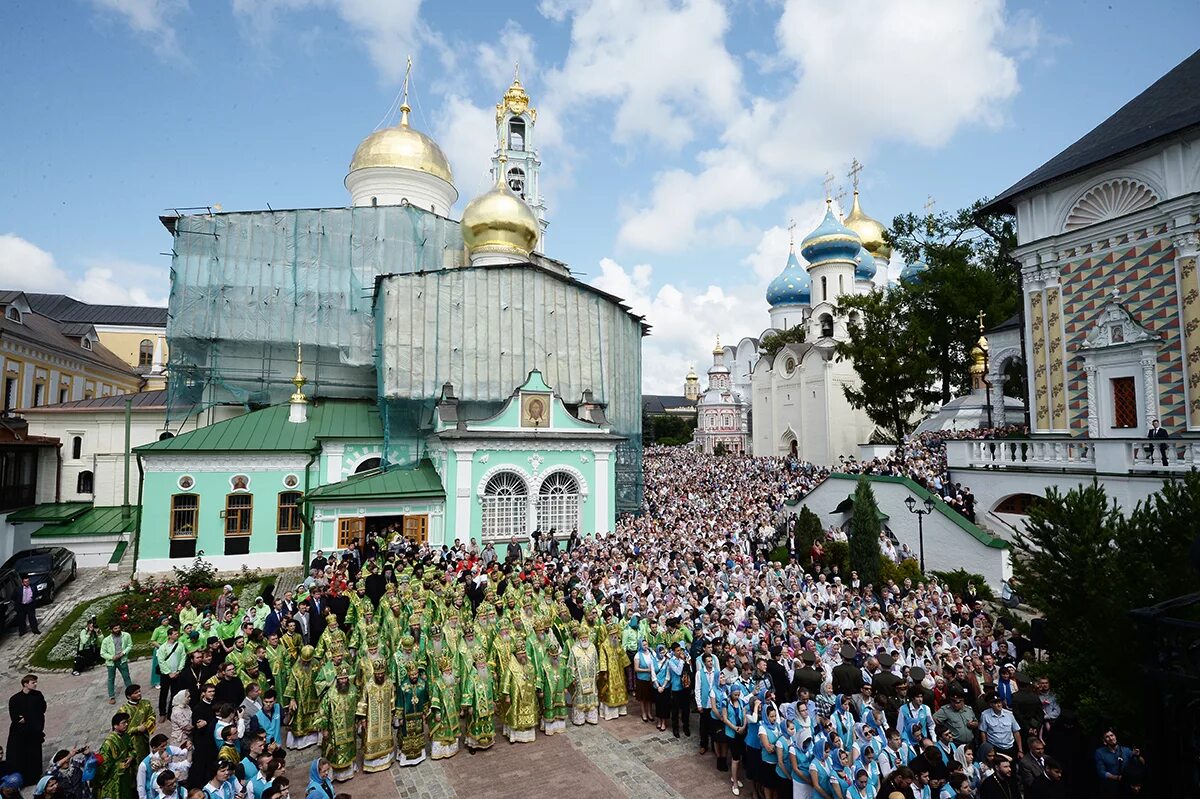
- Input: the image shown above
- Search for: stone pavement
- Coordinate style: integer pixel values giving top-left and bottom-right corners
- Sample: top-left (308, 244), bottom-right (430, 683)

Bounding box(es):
top-left (0, 566), bottom-right (130, 681)
top-left (5, 657), bottom-right (734, 799)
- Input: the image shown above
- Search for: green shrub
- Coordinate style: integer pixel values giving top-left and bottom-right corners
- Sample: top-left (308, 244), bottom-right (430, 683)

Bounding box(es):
top-left (931, 568), bottom-right (995, 601)
top-left (824, 540), bottom-right (850, 574)
top-left (879, 557), bottom-right (923, 586)
top-left (767, 545), bottom-right (791, 564)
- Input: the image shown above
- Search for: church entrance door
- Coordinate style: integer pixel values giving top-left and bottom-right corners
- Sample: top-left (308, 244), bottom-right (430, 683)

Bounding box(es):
top-left (338, 516), bottom-right (365, 549)
top-left (402, 514), bottom-right (428, 545)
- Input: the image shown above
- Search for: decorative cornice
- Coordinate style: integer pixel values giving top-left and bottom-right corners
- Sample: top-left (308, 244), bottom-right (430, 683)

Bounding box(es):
top-left (143, 454), bottom-right (309, 473)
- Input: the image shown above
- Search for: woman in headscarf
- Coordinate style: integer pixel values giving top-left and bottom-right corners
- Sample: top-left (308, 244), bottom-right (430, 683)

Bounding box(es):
top-left (0, 776), bottom-right (22, 799)
top-left (756, 702), bottom-right (782, 799)
top-left (32, 776), bottom-right (61, 799)
top-left (303, 760), bottom-right (332, 799)
top-left (808, 738), bottom-right (836, 799)
top-left (651, 645), bottom-right (671, 732)
top-left (721, 683), bottom-right (747, 797)
top-left (167, 693), bottom-right (191, 750)
top-left (633, 639), bottom-right (655, 723)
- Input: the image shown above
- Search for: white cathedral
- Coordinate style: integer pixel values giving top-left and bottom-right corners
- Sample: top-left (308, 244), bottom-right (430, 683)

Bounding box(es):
top-left (704, 191), bottom-right (914, 464)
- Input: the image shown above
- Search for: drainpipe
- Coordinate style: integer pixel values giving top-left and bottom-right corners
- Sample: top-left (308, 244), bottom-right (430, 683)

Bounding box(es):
top-left (132, 453), bottom-right (145, 573)
top-left (300, 449), bottom-right (319, 567)
top-left (55, 443), bottom-right (63, 503)
top-left (123, 396), bottom-right (132, 518)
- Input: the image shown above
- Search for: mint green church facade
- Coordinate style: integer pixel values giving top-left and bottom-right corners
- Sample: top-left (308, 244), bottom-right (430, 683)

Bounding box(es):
top-left (136, 370), bottom-right (623, 572)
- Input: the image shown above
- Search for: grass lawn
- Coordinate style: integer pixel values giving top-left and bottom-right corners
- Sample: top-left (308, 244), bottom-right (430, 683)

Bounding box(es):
top-left (30, 576), bottom-right (271, 670)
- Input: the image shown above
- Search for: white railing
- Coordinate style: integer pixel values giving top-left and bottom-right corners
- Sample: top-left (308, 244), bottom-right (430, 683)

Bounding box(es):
top-left (958, 439), bottom-right (1096, 470)
top-left (1128, 440), bottom-right (1200, 471)
top-left (946, 437), bottom-right (1200, 475)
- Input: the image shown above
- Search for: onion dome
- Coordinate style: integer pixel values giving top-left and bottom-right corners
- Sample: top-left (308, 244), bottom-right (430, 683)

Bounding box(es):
top-left (766, 251), bottom-right (812, 306)
top-left (842, 191), bottom-right (892, 260)
top-left (686, 365), bottom-right (698, 383)
top-left (349, 104), bottom-right (454, 183)
top-left (900, 259), bottom-right (929, 284)
top-left (461, 163), bottom-right (540, 261)
top-left (712, 335), bottom-right (723, 355)
top-left (801, 203), bottom-right (862, 267)
top-left (853, 245), bottom-right (877, 282)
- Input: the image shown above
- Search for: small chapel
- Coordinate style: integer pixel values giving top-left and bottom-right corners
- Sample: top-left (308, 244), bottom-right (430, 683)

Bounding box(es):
top-left (743, 191), bottom-right (889, 463)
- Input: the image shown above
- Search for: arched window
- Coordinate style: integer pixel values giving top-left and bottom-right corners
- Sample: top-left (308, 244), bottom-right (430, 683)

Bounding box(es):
top-left (819, 314), bottom-right (834, 339)
top-left (71, 436), bottom-right (82, 460)
top-left (537, 472), bottom-right (580, 536)
top-left (158, 431), bottom-right (174, 441)
top-left (355, 457), bottom-right (382, 474)
top-left (838, 274), bottom-right (844, 295)
top-left (76, 470), bottom-right (93, 494)
top-left (481, 471), bottom-right (528, 540)
top-left (509, 118), bottom-right (526, 151)
top-left (138, 339), bottom-right (153, 367)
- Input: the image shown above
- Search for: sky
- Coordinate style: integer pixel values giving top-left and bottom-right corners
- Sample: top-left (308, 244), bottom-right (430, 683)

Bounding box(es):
top-left (1, 0), bottom-right (1197, 393)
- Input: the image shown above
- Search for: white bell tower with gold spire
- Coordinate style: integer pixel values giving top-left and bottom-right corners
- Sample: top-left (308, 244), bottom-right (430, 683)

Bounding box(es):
top-left (492, 63), bottom-right (547, 248)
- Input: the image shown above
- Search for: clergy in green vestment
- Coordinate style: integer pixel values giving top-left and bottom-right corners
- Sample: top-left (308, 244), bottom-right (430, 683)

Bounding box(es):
top-left (355, 661), bottom-right (396, 773)
top-left (284, 645), bottom-right (321, 750)
top-left (538, 641), bottom-right (570, 736)
top-left (569, 623), bottom-right (601, 726)
top-left (427, 655), bottom-right (462, 760)
top-left (395, 661), bottom-right (430, 767)
top-left (502, 649), bottom-right (539, 744)
top-left (318, 667), bottom-right (359, 782)
top-left (462, 648), bottom-right (496, 752)
top-left (97, 713), bottom-right (135, 799)
top-left (118, 685), bottom-right (156, 761)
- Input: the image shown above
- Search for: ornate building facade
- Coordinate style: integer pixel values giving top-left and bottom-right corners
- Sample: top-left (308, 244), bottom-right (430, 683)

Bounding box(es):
top-left (695, 339), bottom-right (749, 454)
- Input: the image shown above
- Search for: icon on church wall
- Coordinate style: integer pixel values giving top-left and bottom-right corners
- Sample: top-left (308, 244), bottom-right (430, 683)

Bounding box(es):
top-left (520, 393), bottom-right (550, 427)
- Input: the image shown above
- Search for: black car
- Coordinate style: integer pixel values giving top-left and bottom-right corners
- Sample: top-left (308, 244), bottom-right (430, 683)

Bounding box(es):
top-left (0, 569), bottom-right (19, 633)
top-left (3, 547), bottom-right (77, 603)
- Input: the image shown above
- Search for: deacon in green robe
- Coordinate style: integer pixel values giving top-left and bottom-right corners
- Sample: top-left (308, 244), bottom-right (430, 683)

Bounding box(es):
top-left (318, 668), bottom-right (359, 782)
top-left (97, 713), bottom-right (135, 799)
top-left (118, 686), bottom-right (156, 761)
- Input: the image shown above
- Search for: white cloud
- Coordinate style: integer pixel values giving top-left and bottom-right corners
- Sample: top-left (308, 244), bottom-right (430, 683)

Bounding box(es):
top-left (542, 0), bottom-right (741, 149)
top-left (436, 96), bottom-right (499, 204)
top-left (0, 235), bottom-right (168, 307)
top-left (232, 0), bottom-right (423, 83)
top-left (88, 0), bottom-right (188, 61)
top-left (618, 0), bottom-right (1028, 252)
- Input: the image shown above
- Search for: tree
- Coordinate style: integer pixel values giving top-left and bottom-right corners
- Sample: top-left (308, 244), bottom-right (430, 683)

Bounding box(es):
top-left (889, 201), bottom-right (1020, 404)
top-left (1012, 473), bottom-right (1200, 736)
top-left (650, 414), bottom-right (695, 446)
top-left (836, 288), bottom-right (938, 441)
top-left (847, 477), bottom-right (883, 589)
top-left (794, 506), bottom-right (824, 566)
top-left (713, 441), bottom-right (728, 456)
top-left (760, 325), bottom-right (806, 360)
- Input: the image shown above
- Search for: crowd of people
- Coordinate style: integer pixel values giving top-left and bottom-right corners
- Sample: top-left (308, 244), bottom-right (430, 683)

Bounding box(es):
top-left (3, 439), bottom-right (1146, 799)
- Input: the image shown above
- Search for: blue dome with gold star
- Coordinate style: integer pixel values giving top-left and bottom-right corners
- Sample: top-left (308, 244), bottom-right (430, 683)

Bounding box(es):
top-left (900, 259), bottom-right (929, 284)
top-left (766, 251), bottom-right (811, 306)
top-left (801, 204), bottom-right (862, 267)
top-left (854, 245), bottom-right (877, 282)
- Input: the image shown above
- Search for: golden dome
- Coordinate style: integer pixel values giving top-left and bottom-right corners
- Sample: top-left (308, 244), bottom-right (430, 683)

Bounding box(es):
top-left (712, 335), bottom-right (723, 355)
top-left (843, 191), bottom-right (891, 260)
top-left (461, 171), bottom-right (540, 259)
top-left (686, 365), bottom-right (698, 382)
top-left (349, 105), bottom-right (453, 184)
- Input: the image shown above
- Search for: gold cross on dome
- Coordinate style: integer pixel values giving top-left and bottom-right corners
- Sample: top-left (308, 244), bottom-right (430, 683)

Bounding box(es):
top-left (924, 194), bottom-right (937, 216)
top-left (848, 158), bottom-right (863, 191)
top-left (823, 171), bottom-right (836, 201)
top-left (788, 217), bottom-right (796, 249)
top-left (977, 309), bottom-right (987, 331)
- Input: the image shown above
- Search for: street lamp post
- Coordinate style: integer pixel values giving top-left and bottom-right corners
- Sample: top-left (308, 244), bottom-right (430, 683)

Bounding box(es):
top-left (904, 494), bottom-right (937, 573)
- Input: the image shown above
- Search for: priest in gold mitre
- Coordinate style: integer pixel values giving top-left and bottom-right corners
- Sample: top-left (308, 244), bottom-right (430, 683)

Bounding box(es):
top-left (568, 622), bottom-right (601, 726)
top-left (356, 660), bottom-right (396, 772)
top-left (319, 666), bottom-right (359, 782)
top-left (598, 620), bottom-right (631, 720)
top-left (502, 648), bottom-right (539, 743)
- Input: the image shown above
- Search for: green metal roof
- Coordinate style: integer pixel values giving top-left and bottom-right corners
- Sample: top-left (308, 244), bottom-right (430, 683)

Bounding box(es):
top-left (6, 502), bottom-right (92, 524)
top-left (306, 460), bottom-right (445, 502)
top-left (33, 506), bottom-right (140, 538)
top-left (136, 400), bottom-right (382, 454)
top-left (820, 473), bottom-right (1008, 549)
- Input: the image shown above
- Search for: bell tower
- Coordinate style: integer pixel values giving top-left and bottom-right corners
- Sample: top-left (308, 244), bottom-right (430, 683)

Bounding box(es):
top-left (493, 63), bottom-right (548, 247)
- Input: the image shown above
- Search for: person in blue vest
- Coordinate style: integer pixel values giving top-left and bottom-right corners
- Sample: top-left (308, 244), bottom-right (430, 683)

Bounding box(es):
top-left (808, 738), bottom-right (838, 799)
top-left (721, 683), bottom-right (747, 796)
top-left (153, 770), bottom-right (185, 799)
top-left (252, 691), bottom-right (281, 749)
top-left (756, 702), bottom-right (783, 799)
top-left (304, 759), bottom-right (333, 799)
